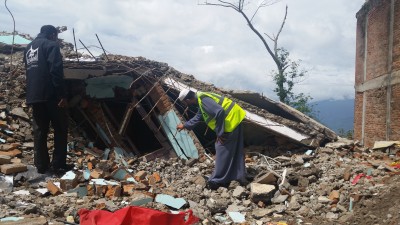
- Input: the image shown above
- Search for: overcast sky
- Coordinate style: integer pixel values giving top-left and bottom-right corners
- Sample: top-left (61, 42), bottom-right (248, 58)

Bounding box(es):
top-left (0, 0), bottom-right (366, 101)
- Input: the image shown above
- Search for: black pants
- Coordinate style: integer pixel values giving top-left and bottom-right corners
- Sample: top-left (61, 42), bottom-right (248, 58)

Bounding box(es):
top-left (32, 101), bottom-right (68, 171)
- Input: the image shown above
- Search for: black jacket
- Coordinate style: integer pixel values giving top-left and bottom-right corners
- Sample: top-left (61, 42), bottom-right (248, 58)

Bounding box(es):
top-left (23, 33), bottom-right (66, 104)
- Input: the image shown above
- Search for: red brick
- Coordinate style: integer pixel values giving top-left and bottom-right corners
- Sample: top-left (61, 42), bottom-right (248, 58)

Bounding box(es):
top-left (105, 185), bottom-right (121, 198)
top-left (47, 181), bottom-right (63, 195)
top-left (0, 149), bottom-right (21, 157)
top-left (1, 163), bottom-right (27, 174)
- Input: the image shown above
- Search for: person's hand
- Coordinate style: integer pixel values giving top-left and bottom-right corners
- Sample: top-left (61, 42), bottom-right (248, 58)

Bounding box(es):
top-left (216, 136), bottom-right (227, 144)
top-left (176, 124), bottom-right (185, 131)
top-left (58, 98), bottom-right (68, 108)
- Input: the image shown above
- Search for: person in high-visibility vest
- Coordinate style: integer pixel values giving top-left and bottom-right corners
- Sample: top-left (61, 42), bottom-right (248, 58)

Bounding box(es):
top-left (176, 89), bottom-right (246, 190)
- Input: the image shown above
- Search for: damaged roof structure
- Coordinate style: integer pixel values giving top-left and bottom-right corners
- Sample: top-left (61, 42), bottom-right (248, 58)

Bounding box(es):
top-left (62, 53), bottom-right (338, 161)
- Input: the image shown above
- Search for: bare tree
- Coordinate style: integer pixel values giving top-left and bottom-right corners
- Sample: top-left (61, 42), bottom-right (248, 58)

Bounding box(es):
top-left (201, 0), bottom-right (314, 116)
top-left (202, 0), bottom-right (284, 69)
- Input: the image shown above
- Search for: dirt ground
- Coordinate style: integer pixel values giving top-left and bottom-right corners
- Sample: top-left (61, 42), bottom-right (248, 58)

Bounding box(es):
top-left (303, 175), bottom-right (400, 225)
top-left (344, 175), bottom-right (400, 225)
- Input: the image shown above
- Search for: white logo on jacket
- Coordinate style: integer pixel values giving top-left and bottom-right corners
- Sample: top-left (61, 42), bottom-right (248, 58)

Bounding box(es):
top-left (26, 46), bottom-right (39, 65)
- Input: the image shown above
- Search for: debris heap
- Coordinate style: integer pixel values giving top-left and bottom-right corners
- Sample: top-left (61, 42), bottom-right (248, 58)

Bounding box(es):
top-left (2, 33), bottom-right (400, 225)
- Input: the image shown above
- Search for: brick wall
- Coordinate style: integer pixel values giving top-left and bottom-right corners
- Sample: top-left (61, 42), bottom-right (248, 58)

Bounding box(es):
top-left (364, 88), bottom-right (387, 147)
top-left (354, 0), bottom-right (400, 147)
top-left (366, 2), bottom-right (390, 80)
top-left (355, 17), bottom-right (366, 85)
top-left (353, 93), bottom-right (363, 140)
top-left (390, 84), bottom-right (400, 138)
top-left (393, 0), bottom-right (400, 70)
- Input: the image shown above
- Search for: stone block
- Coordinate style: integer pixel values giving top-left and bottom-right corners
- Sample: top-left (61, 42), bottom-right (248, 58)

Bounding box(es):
top-left (134, 171), bottom-right (147, 181)
top-left (0, 144), bottom-right (17, 151)
top-left (232, 186), bottom-right (246, 198)
top-left (298, 176), bottom-right (309, 187)
top-left (318, 196), bottom-right (332, 203)
top-left (191, 175), bottom-right (206, 187)
top-left (1, 163), bottom-right (27, 174)
top-left (10, 158), bottom-right (21, 164)
top-left (343, 167), bottom-right (351, 181)
top-left (130, 191), bottom-right (154, 206)
top-left (10, 107), bottom-right (29, 120)
top-left (329, 190), bottom-right (340, 200)
top-left (0, 149), bottom-right (22, 157)
top-left (0, 155), bottom-right (11, 165)
top-left (60, 171), bottom-right (78, 191)
top-left (250, 183), bottom-right (275, 203)
top-left (271, 193), bottom-right (289, 204)
top-left (185, 158), bottom-right (198, 167)
top-left (122, 183), bottom-right (147, 195)
top-left (254, 172), bottom-right (277, 185)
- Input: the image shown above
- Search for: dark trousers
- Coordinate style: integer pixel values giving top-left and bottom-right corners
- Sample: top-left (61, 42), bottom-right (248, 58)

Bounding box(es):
top-left (32, 101), bottom-right (68, 170)
top-left (209, 123), bottom-right (246, 184)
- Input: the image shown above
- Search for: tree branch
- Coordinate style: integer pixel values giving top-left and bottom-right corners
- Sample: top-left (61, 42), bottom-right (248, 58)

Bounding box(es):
top-left (200, 0), bottom-right (239, 10)
top-left (264, 32), bottom-right (274, 42)
top-left (274, 5), bottom-right (288, 52)
top-left (238, 10), bottom-right (281, 68)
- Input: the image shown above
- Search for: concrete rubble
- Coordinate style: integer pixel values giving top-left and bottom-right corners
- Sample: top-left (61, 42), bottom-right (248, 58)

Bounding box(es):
top-left (1, 32), bottom-right (400, 224)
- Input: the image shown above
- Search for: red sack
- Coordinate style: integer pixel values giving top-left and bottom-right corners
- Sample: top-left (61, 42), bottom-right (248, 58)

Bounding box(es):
top-left (78, 206), bottom-right (199, 225)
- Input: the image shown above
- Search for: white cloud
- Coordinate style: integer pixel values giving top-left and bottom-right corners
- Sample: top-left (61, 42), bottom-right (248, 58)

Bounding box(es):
top-left (0, 0), bottom-right (365, 101)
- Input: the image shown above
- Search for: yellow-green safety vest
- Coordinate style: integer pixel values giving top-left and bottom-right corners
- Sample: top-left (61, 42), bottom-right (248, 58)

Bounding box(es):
top-left (197, 91), bottom-right (246, 132)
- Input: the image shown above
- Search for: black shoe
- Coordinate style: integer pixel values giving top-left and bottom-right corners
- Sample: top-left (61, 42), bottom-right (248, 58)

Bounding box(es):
top-left (36, 167), bottom-right (48, 174)
top-left (52, 164), bottom-right (75, 177)
top-left (207, 181), bottom-right (221, 190)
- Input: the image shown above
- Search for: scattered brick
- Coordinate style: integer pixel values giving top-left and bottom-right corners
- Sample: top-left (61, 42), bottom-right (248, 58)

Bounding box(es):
top-left (105, 185), bottom-right (121, 198)
top-left (1, 163), bottom-right (27, 174)
top-left (134, 171), bottom-right (147, 181)
top-left (47, 181), bottom-right (63, 196)
top-left (0, 149), bottom-right (22, 157)
top-left (90, 168), bottom-right (105, 179)
top-left (0, 155), bottom-right (11, 165)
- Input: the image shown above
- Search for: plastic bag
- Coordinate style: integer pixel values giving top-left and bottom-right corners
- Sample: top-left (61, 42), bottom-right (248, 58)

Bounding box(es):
top-left (79, 206), bottom-right (199, 225)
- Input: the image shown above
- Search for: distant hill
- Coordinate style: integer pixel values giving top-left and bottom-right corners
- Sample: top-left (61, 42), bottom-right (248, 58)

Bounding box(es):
top-left (312, 99), bottom-right (354, 133)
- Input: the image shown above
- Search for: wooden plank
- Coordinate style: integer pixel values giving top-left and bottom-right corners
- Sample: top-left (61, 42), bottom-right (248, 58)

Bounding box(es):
top-left (77, 108), bottom-right (111, 148)
top-left (102, 103), bottom-right (141, 156)
top-left (118, 103), bottom-right (135, 136)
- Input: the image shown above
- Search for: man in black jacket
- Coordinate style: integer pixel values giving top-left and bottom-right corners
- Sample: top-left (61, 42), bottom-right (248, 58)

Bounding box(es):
top-left (23, 25), bottom-right (72, 175)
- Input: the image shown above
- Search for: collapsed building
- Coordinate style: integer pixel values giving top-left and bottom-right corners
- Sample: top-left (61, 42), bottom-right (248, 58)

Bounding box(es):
top-left (61, 54), bottom-right (337, 161)
top-left (0, 31), bottom-right (338, 162)
top-left (6, 26), bottom-right (400, 225)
